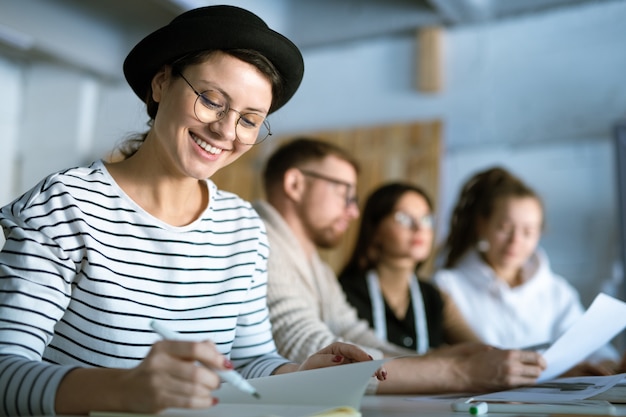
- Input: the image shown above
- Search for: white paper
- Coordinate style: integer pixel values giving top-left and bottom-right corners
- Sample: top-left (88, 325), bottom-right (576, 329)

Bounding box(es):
top-left (539, 292), bottom-right (626, 382)
top-left (92, 359), bottom-right (387, 417)
top-left (177, 358), bottom-right (386, 416)
top-left (215, 358), bottom-right (387, 407)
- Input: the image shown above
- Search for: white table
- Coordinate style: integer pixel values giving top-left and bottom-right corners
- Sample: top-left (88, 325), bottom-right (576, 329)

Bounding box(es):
top-left (360, 395), bottom-right (626, 416)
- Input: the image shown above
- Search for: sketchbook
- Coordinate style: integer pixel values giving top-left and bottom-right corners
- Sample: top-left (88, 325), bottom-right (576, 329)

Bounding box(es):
top-left (90, 358), bottom-right (387, 417)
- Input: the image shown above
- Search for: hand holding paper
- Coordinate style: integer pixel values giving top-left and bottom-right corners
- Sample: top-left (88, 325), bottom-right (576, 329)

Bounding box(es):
top-left (450, 293), bottom-right (626, 416)
top-left (296, 341), bottom-right (386, 380)
top-left (539, 293), bottom-right (626, 382)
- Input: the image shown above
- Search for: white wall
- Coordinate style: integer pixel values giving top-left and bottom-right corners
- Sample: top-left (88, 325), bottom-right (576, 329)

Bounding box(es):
top-left (274, 1), bottom-right (626, 145)
top-left (269, 1), bottom-right (626, 306)
top-left (0, 1), bottom-right (625, 310)
top-left (0, 56), bottom-right (21, 207)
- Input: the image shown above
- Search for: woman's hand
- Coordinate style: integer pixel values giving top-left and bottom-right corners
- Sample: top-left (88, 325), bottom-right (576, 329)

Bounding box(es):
top-left (297, 342), bottom-right (387, 380)
top-left (56, 339), bottom-right (230, 414)
top-left (119, 340), bottom-right (229, 413)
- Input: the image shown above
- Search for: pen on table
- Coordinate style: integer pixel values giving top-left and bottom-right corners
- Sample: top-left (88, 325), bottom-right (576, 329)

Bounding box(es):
top-left (150, 320), bottom-right (260, 399)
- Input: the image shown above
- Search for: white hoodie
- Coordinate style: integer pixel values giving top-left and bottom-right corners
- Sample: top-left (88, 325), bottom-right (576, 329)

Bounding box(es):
top-left (433, 248), bottom-right (619, 362)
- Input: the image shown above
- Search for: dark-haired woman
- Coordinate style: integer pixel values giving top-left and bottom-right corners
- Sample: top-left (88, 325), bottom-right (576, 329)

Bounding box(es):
top-left (0, 6), bottom-right (377, 416)
top-left (338, 182), bottom-right (480, 353)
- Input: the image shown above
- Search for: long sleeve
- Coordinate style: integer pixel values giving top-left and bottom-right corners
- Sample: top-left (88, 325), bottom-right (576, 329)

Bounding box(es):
top-left (0, 163), bottom-right (290, 416)
top-left (0, 177), bottom-right (83, 416)
top-left (229, 231), bottom-right (291, 378)
top-left (254, 201), bottom-right (412, 363)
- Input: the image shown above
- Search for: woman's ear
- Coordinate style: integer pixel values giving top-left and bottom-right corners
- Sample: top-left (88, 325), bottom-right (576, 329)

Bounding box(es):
top-left (475, 216), bottom-right (490, 252)
top-left (283, 168), bottom-right (305, 203)
top-left (151, 66), bottom-right (171, 103)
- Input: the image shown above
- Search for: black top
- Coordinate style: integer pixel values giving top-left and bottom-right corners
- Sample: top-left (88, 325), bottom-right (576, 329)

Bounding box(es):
top-left (338, 270), bottom-right (445, 350)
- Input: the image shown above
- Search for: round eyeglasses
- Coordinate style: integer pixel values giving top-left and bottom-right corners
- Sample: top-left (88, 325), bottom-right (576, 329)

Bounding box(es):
top-left (177, 71), bottom-right (272, 145)
top-left (393, 211), bottom-right (434, 231)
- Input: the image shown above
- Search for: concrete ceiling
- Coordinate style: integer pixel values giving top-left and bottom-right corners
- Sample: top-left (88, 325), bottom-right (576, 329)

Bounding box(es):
top-left (48, 0), bottom-right (612, 50)
top-left (0, 0), bottom-right (613, 80)
top-left (162, 0), bottom-right (610, 48)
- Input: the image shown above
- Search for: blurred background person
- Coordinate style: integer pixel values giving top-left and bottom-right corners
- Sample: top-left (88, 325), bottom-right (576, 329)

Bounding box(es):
top-left (338, 182), bottom-right (480, 353)
top-left (433, 166), bottom-right (623, 374)
top-left (255, 139), bottom-right (547, 395)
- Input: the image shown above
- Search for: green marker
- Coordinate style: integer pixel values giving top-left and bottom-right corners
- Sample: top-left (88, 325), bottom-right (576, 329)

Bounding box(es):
top-left (469, 402), bottom-right (488, 415)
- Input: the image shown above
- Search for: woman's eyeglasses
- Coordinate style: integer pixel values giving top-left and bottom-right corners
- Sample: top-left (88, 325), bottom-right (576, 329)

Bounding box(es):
top-left (177, 71), bottom-right (271, 145)
top-left (393, 211), bottom-right (434, 231)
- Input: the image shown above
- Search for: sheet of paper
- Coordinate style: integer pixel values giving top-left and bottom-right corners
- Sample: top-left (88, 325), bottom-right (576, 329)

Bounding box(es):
top-left (215, 358), bottom-right (387, 407)
top-left (91, 359), bottom-right (386, 417)
top-left (473, 373), bottom-right (626, 403)
top-left (538, 292), bottom-right (626, 382)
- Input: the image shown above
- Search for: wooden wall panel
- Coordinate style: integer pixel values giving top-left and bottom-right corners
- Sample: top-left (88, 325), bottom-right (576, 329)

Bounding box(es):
top-left (212, 120), bottom-right (442, 276)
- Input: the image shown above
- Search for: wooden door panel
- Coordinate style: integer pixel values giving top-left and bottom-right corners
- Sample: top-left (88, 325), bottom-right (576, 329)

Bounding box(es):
top-left (212, 120), bottom-right (442, 276)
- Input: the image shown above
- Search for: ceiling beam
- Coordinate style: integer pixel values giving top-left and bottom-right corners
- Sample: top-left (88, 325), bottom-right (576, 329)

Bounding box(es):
top-left (426, 0), bottom-right (493, 24)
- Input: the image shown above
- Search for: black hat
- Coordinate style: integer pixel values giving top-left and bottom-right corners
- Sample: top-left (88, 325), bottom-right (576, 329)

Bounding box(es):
top-left (123, 5), bottom-right (304, 113)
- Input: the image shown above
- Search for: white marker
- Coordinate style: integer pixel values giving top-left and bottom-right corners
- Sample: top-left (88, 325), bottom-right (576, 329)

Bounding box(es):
top-left (150, 320), bottom-right (260, 399)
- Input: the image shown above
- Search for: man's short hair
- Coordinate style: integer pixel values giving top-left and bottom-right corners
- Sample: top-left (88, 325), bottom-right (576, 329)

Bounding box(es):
top-left (262, 137), bottom-right (360, 193)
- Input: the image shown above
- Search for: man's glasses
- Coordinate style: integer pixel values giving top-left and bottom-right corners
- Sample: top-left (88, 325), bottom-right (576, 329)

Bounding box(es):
top-left (298, 169), bottom-right (358, 208)
top-left (393, 211), bottom-right (434, 231)
top-left (177, 71), bottom-right (272, 145)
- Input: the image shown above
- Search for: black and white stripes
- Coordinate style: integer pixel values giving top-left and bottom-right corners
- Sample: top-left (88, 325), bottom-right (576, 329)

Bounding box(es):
top-left (0, 160), bottom-right (288, 416)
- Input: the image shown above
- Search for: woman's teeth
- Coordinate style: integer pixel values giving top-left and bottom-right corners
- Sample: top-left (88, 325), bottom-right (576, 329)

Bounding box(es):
top-left (192, 134), bottom-right (222, 155)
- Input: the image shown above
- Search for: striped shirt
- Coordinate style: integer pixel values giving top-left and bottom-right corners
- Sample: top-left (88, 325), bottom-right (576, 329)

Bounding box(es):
top-left (0, 160), bottom-right (289, 416)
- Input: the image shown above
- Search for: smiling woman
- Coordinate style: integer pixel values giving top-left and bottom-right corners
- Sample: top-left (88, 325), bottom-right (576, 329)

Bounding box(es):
top-left (175, 68), bottom-right (273, 146)
top-left (0, 5), bottom-right (381, 417)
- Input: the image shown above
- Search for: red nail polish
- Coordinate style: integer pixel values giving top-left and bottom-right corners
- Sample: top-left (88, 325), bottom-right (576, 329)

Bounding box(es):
top-left (212, 397), bottom-right (219, 406)
top-left (223, 359), bottom-right (234, 369)
top-left (332, 355), bottom-right (343, 363)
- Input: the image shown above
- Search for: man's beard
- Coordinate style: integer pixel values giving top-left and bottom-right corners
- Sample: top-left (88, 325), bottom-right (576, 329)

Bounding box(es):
top-left (311, 226), bottom-right (344, 249)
